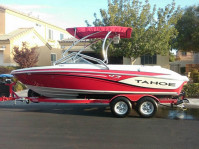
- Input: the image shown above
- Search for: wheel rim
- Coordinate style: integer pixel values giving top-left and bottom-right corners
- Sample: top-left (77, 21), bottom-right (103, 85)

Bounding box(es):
top-left (140, 101), bottom-right (154, 115)
top-left (114, 101), bottom-right (128, 115)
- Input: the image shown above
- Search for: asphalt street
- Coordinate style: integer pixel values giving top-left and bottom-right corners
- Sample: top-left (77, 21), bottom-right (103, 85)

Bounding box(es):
top-left (0, 97), bottom-right (199, 149)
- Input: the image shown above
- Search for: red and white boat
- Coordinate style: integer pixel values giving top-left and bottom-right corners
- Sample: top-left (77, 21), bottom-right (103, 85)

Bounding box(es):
top-left (10, 26), bottom-right (189, 118)
top-left (11, 26), bottom-right (188, 99)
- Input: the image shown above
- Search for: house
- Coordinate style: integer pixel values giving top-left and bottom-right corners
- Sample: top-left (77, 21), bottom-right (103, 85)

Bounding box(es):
top-left (170, 50), bottom-right (194, 74)
top-left (123, 54), bottom-right (170, 69)
top-left (59, 38), bottom-right (93, 54)
top-left (0, 5), bottom-right (71, 66)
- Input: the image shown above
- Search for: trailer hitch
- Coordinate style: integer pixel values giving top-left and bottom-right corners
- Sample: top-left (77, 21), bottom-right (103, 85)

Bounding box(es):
top-left (167, 92), bottom-right (189, 110)
top-left (175, 92), bottom-right (189, 104)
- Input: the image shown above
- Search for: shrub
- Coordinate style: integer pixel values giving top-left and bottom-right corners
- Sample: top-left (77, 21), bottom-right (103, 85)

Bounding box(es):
top-left (193, 75), bottom-right (199, 83)
top-left (190, 69), bottom-right (199, 83)
top-left (183, 83), bottom-right (199, 98)
top-left (0, 66), bottom-right (17, 74)
top-left (13, 42), bottom-right (39, 68)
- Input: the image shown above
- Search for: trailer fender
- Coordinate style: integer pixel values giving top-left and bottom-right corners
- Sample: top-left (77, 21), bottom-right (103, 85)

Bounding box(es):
top-left (110, 94), bottom-right (160, 104)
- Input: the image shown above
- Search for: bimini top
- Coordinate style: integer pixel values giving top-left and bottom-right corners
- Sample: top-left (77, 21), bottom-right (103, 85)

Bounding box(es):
top-left (66, 26), bottom-right (132, 39)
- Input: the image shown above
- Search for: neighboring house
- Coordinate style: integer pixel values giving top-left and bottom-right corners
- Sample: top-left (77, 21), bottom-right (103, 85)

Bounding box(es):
top-left (176, 51), bottom-right (194, 61)
top-left (176, 50), bottom-right (199, 64)
top-left (0, 5), bottom-right (71, 66)
top-left (170, 50), bottom-right (194, 74)
top-left (123, 54), bottom-right (170, 69)
top-left (59, 38), bottom-right (94, 57)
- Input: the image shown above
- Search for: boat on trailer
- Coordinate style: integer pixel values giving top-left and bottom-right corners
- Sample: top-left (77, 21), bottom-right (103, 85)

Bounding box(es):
top-left (9, 26), bottom-right (189, 118)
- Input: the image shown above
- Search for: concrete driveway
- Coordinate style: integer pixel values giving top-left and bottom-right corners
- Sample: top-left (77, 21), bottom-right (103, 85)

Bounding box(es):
top-left (0, 100), bottom-right (199, 149)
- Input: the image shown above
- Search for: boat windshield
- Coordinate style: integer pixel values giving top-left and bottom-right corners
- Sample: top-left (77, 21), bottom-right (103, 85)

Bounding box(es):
top-left (55, 51), bottom-right (109, 69)
top-left (59, 52), bottom-right (93, 65)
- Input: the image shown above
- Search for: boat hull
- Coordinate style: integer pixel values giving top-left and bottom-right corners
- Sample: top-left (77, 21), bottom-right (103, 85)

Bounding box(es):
top-left (12, 68), bottom-right (187, 98)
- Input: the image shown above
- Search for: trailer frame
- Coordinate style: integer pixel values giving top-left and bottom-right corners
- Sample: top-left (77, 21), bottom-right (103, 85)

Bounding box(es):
top-left (0, 82), bottom-right (189, 118)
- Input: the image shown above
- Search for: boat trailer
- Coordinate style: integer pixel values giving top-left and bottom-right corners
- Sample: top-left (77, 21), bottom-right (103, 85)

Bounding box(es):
top-left (0, 80), bottom-right (189, 118)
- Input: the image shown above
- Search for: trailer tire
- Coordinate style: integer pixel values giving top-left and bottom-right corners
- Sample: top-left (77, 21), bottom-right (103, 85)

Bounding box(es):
top-left (136, 97), bottom-right (157, 118)
top-left (110, 97), bottom-right (131, 118)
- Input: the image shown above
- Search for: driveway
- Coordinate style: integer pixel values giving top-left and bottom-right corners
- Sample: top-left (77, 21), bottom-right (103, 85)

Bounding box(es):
top-left (0, 98), bottom-right (199, 149)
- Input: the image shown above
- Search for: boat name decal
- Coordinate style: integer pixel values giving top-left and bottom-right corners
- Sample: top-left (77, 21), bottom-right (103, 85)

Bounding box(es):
top-left (135, 80), bottom-right (175, 87)
top-left (119, 77), bottom-right (182, 89)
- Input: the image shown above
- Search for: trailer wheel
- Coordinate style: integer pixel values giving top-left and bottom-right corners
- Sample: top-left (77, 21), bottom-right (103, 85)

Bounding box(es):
top-left (110, 97), bottom-right (131, 118)
top-left (136, 97), bottom-right (157, 118)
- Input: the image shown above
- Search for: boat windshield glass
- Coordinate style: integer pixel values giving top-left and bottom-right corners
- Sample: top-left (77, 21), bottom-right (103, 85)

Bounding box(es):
top-left (60, 54), bottom-right (93, 64)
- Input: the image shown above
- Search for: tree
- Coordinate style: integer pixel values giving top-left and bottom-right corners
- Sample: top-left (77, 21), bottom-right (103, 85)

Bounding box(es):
top-left (169, 52), bottom-right (176, 62)
top-left (175, 5), bottom-right (199, 52)
top-left (86, 0), bottom-right (182, 63)
top-left (13, 42), bottom-right (39, 68)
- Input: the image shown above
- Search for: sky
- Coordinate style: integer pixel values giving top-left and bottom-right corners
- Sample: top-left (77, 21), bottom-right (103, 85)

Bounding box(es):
top-left (0, 0), bottom-right (198, 29)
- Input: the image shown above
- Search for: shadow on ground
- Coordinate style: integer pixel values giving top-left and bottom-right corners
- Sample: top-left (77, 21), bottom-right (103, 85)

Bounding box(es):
top-left (0, 101), bottom-right (199, 120)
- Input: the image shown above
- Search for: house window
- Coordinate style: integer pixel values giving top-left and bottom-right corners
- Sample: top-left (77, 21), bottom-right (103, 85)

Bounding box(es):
top-left (181, 51), bottom-right (187, 56)
top-left (36, 23), bottom-right (41, 27)
top-left (60, 34), bottom-right (64, 40)
top-left (141, 54), bottom-right (157, 65)
top-left (51, 53), bottom-right (56, 63)
top-left (48, 29), bottom-right (53, 40)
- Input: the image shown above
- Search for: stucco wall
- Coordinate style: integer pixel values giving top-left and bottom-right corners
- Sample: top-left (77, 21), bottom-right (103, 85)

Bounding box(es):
top-left (0, 10), bottom-right (5, 34)
top-left (157, 55), bottom-right (170, 69)
top-left (5, 13), bottom-right (35, 34)
top-left (123, 55), bottom-right (170, 69)
top-left (36, 46), bottom-right (51, 66)
top-left (37, 47), bottom-right (63, 66)
top-left (2, 44), bottom-right (10, 64)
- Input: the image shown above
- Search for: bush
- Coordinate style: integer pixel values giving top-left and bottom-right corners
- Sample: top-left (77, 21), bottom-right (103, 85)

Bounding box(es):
top-left (0, 66), bottom-right (17, 74)
top-left (190, 69), bottom-right (199, 83)
top-left (183, 83), bottom-right (199, 98)
top-left (13, 42), bottom-right (39, 68)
